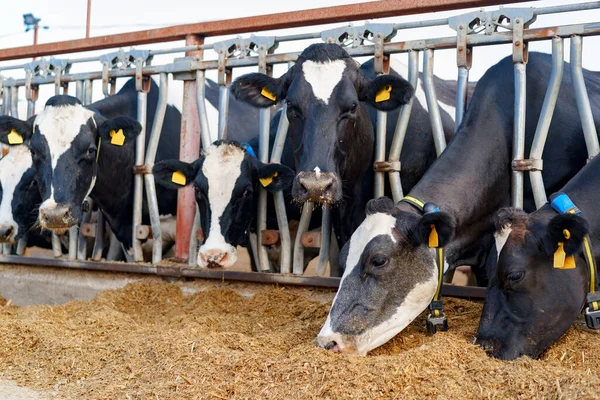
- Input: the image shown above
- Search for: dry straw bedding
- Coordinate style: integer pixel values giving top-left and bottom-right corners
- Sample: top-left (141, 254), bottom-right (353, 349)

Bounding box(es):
top-left (0, 280), bottom-right (597, 399)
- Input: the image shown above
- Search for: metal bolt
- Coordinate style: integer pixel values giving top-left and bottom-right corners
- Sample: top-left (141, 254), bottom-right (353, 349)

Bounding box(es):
top-left (459, 25), bottom-right (464, 30)
top-left (515, 41), bottom-right (521, 46)
top-left (458, 46), bottom-right (464, 52)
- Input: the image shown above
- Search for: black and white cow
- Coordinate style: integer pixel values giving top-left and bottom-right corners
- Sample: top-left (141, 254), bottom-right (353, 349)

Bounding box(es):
top-left (232, 43), bottom-right (458, 248)
top-left (153, 139), bottom-right (295, 268)
top-left (0, 79), bottom-right (182, 252)
top-left (316, 52), bottom-right (600, 355)
top-left (476, 156), bottom-right (600, 360)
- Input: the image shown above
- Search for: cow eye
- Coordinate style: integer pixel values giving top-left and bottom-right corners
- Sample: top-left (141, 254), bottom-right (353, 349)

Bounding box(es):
top-left (371, 255), bottom-right (389, 268)
top-left (350, 103), bottom-right (357, 113)
top-left (87, 147), bottom-right (97, 156)
top-left (242, 188), bottom-right (252, 198)
top-left (507, 271), bottom-right (524, 282)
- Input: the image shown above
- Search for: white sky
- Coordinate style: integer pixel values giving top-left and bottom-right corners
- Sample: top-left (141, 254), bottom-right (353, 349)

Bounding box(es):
top-left (0, 0), bottom-right (599, 132)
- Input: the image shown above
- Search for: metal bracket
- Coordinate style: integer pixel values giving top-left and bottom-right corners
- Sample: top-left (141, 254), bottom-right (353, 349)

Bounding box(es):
top-left (24, 58), bottom-right (71, 95)
top-left (512, 159), bottom-right (543, 171)
top-left (212, 36), bottom-right (277, 78)
top-left (321, 23), bottom-right (396, 48)
top-left (448, 7), bottom-right (536, 35)
top-left (455, 23), bottom-right (473, 70)
top-left (512, 16), bottom-right (529, 64)
top-left (373, 160), bottom-right (401, 172)
top-left (99, 49), bottom-right (153, 92)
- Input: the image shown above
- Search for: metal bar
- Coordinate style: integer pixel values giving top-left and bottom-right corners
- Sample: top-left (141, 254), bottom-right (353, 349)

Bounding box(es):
top-left (374, 109), bottom-right (387, 199)
top-left (512, 63), bottom-right (527, 209)
top-left (257, 106), bottom-right (271, 272)
top-left (315, 204), bottom-right (332, 276)
top-left (175, 35), bottom-right (203, 261)
top-left (76, 80), bottom-right (84, 101)
top-left (188, 205), bottom-right (201, 267)
top-left (1, 85), bottom-right (9, 115)
top-left (571, 35), bottom-right (600, 159)
top-left (1, 244), bottom-right (10, 255)
top-left (144, 72), bottom-right (169, 264)
top-left (0, 0), bottom-right (534, 61)
top-left (293, 202), bottom-right (314, 275)
top-left (91, 211), bottom-right (105, 261)
top-left (77, 200), bottom-right (94, 260)
top-left (16, 236), bottom-right (27, 256)
top-left (84, 79), bottom-right (93, 105)
top-left (423, 49), bottom-right (446, 156)
top-left (52, 233), bottom-right (62, 258)
top-left (388, 51), bottom-right (419, 203)
top-left (529, 37), bottom-right (563, 209)
top-left (456, 67), bottom-right (469, 128)
top-left (132, 90), bottom-right (147, 261)
top-left (9, 86), bottom-right (18, 118)
top-left (106, 229), bottom-right (121, 261)
top-left (217, 85), bottom-right (229, 140)
top-left (271, 104), bottom-right (292, 274)
top-left (0, 254), bottom-right (487, 297)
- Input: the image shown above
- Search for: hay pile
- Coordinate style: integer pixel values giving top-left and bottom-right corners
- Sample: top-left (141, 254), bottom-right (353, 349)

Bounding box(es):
top-left (0, 280), bottom-right (598, 399)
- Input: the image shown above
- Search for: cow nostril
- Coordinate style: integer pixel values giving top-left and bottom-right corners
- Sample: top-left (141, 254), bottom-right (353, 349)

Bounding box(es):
top-left (324, 341), bottom-right (338, 351)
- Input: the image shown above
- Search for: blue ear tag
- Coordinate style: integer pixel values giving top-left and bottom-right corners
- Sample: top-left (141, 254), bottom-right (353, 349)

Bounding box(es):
top-left (423, 202), bottom-right (440, 214)
top-left (550, 192), bottom-right (581, 215)
top-left (241, 142), bottom-right (257, 158)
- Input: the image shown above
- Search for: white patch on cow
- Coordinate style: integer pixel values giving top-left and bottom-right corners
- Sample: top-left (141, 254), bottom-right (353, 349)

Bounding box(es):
top-left (0, 145), bottom-right (33, 243)
top-left (302, 60), bottom-right (347, 105)
top-left (390, 58), bottom-right (456, 122)
top-left (494, 224), bottom-right (513, 261)
top-left (197, 143), bottom-right (245, 268)
top-left (34, 104), bottom-right (95, 207)
top-left (314, 166), bottom-right (321, 179)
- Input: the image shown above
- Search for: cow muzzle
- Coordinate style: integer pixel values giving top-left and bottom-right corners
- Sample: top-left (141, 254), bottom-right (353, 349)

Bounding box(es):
top-left (293, 171), bottom-right (342, 204)
top-left (197, 245), bottom-right (237, 269)
top-left (0, 224), bottom-right (16, 243)
top-left (39, 204), bottom-right (77, 231)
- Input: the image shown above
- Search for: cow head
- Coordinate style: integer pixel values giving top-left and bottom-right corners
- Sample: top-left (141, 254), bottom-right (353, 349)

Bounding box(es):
top-left (232, 43), bottom-right (413, 206)
top-left (316, 197), bottom-right (455, 355)
top-left (153, 141), bottom-right (294, 268)
top-left (0, 96), bottom-right (141, 235)
top-left (476, 207), bottom-right (589, 360)
top-left (0, 140), bottom-right (40, 243)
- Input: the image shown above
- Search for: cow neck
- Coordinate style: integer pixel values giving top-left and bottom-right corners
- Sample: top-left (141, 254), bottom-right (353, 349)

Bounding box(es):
top-left (404, 115), bottom-right (512, 269)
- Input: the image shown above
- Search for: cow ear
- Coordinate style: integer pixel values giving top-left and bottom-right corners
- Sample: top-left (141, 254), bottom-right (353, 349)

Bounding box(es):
top-left (0, 116), bottom-right (33, 145)
top-left (232, 70), bottom-right (292, 108)
top-left (98, 116), bottom-right (141, 147)
top-left (542, 214), bottom-right (588, 269)
top-left (412, 211), bottom-right (456, 248)
top-left (358, 73), bottom-right (414, 112)
top-left (257, 162), bottom-right (295, 193)
top-left (153, 159), bottom-right (201, 190)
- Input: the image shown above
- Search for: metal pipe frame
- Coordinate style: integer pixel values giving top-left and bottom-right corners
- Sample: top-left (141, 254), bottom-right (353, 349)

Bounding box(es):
top-left (455, 67), bottom-right (469, 128)
top-left (217, 85), bottom-right (229, 140)
top-left (132, 90), bottom-right (148, 261)
top-left (374, 109), bottom-right (388, 199)
top-left (91, 211), bottom-right (105, 261)
top-left (315, 203), bottom-right (332, 276)
top-left (388, 51), bottom-right (419, 203)
top-left (512, 63), bottom-right (527, 209)
top-left (257, 105), bottom-right (272, 272)
top-left (529, 37), bottom-right (564, 209)
top-left (84, 79), bottom-right (93, 105)
top-left (144, 72), bottom-right (169, 264)
top-left (270, 104), bottom-right (292, 274)
top-left (293, 203), bottom-right (314, 275)
top-left (76, 200), bottom-right (93, 261)
top-left (423, 49), bottom-right (446, 156)
top-left (1, 84), bottom-right (9, 116)
top-left (9, 86), bottom-right (18, 118)
top-left (571, 35), bottom-right (600, 159)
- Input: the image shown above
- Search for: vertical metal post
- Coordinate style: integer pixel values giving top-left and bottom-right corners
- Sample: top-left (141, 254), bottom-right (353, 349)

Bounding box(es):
top-left (529, 37), bottom-right (563, 209)
top-left (132, 86), bottom-right (148, 262)
top-left (84, 79), bottom-right (93, 105)
top-left (571, 35), bottom-right (600, 159)
top-left (511, 18), bottom-right (528, 209)
top-left (218, 86), bottom-right (230, 140)
top-left (16, 235), bottom-right (27, 255)
top-left (388, 51), bottom-right (419, 203)
top-left (315, 204), bottom-right (332, 276)
top-left (52, 233), bottom-right (62, 258)
top-left (175, 35), bottom-right (203, 261)
top-left (1, 80), bottom-right (8, 116)
top-left (188, 205), bottom-right (201, 267)
top-left (455, 67), bottom-right (469, 128)
top-left (293, 202), bottom-right (314, 275)
top-left (76, 81), bottom-right (84, 101)
top-left (76, 200), bottom-right (93, 260)
top-left (91, 211), bottom-right (105, 261)
top-left (10, 86), bottom-right (18, 118)
top-left (423, 49), bottom-right (446, 156)
top-left (144, 72), bottom-right (169, 264)
top-left (455, 22), bottom-right (472, 128)
top-left (1, 244), bottom-right (10, 255)
top-left (374, 110), bottom-right (387, 199)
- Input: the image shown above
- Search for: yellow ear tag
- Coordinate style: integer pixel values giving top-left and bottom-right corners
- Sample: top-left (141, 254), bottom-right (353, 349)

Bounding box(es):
top-left (375, 84), bottom-right (392, 103)
top-left (428, 224), bottom-right (439, 248)
top-left (554, 242), bottom-right (566, 269)
top-left (554, 229), bottom-right (576, 269)
top-left (110, 129), bottom-right (125, 146)
top-left (7, 129), bottom-right (23, 145)
top-left (259, 171), bottom-right (278, 187)
top-left (261, 87), bottom-right (276, 102)
top-left (171, 171), bottom-right (186, 186)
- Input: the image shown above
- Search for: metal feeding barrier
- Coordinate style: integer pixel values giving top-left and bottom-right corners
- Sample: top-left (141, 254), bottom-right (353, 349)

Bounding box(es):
top-left (0, 0), bottom-right (599, 295)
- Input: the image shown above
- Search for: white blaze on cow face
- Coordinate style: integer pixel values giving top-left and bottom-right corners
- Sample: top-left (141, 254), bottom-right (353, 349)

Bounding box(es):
top-left (197, 143), bottom-right (245, 268)
top-left (302, 60), bottom-right (347, 105)
top-left (0, 146), bottom-right (33, 243)
top-left (35, 104), bottom-right (96, 211)
top-left (494, 224), bottom-right (513, 261)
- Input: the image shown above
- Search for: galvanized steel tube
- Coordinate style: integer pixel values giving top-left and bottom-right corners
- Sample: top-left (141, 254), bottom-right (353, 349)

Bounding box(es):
top-left (423, 49), bottom-right (446, 156)
top-left (195, 70), bottom-right (213, 150)
top-left (1, 86), bottom-right (9, 115)
top-left (10, 86), bottom-right (18, 118)
top-left (16, 236), bottom-right (26, 256)
top-left (188, 205), bottom-right (201, 268)
top-left (529, 37), bottom-right (563, 209)
top-left (571, 35), bottom-right (600, 158)
top-left (293, 202), bottom-right (313, 275)
top-left (388, 51), bottom-right (419, 203)
top-left (455, 67), bottom-right (469, 128)
top-left (91, 212), bottom-right (105, 261)
top-left (84, 79), bottom-right (93, 105)
top-left (77, 200), bottom-right (94, 260)
top-left (144, 73), bottom-right (169, 264)
top-left (68, 227), bottom-right (78, 260)
top-left (315, 204), bottom-right (332, 276)
top-left (271, 105), bottom-right (292, 274)
top-left (76, 81), bottom-right (84, 101)
top-left (512, 62), bottom-right (527, 209)
top-left (1, 244), bottom-right (10, 255)
top-left (52, 233), bottom-right (62, 258)
top-left (374, 110), bottom-right (387, 199)
top-left (218, 85), bottom-right (229, 140)
top-left (257, 106), bottom-right (271, 272)
top-left (132, 91), bottom-right (147, 261)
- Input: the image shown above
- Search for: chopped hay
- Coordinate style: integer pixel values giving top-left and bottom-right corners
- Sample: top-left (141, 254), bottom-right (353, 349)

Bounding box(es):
top-left (0, 280), bottom-right (598, 399)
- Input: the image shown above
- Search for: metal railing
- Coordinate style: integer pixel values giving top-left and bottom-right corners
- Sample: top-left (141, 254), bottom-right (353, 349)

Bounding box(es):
top-left (0, 0), bottom-right (599, 291)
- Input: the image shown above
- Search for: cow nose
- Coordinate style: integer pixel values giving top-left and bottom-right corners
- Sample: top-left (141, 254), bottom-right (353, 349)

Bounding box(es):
top-left (199, 249), bottom-right (229, 268)
top-left (0, 225), bottom-right (14, 242)
top-left (323, 341), bottom-right (340, 352)
top-left (474, 336), bottom-right (495, 353)
top-left (39, 206), bottom-right (76, 229)
top-left (294, 171), bottom-right (341, 204)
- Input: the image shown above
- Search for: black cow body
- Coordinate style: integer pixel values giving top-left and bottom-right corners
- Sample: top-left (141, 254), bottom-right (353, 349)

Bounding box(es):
top-left (317, 52), bottom-right (600, 355)
top-left (477, 156), bottom-right (600, 360)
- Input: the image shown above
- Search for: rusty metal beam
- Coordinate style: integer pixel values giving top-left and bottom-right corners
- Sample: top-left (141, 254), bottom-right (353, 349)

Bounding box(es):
top-left (0, 0), bottom-right (533, 62)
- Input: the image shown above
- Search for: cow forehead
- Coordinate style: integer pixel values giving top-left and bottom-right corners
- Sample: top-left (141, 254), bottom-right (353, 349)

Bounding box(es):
top-left (343, 212), bottom-right (397, 279)
top-left (34, 104), bottom-right (96, 163)
top-left (301, 60), bottom-right (348, 105)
